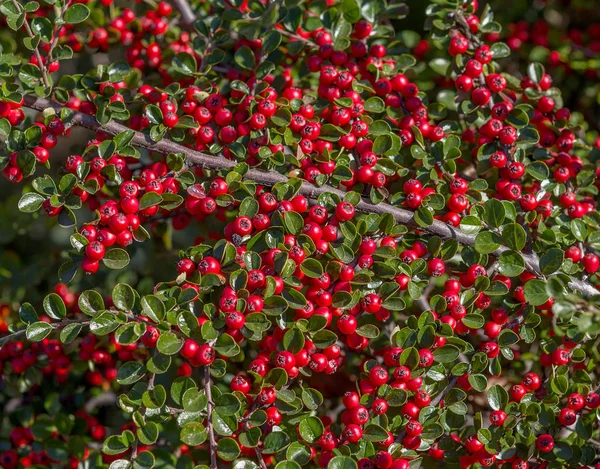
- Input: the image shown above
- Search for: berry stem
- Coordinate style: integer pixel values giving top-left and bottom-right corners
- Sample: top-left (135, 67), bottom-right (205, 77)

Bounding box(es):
top-left (22, 95), bottom-right (600, 299)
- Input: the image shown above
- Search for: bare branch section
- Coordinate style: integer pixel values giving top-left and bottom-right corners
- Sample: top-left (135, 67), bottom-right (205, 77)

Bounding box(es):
top-left (171, 0), bottom-right (196, 26)
top-left (204, 365), bottom-right (218, 469)
top-left (22, 95), bottom-right (600, 298)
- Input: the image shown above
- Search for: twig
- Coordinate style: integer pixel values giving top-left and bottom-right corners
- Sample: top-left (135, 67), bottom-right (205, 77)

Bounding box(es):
top-left (11, 0), bottom-right (51, 89)
top-left (0, 317), bottom-right (90, 347)
top-left (431, 375), bottom-right (459, 407)
top-left (204, 365), bottom-right (218, 469)
top-left (278, 28), bottom-right (318, 48)
top-left (21, 95), bottom-right (600, 299)
top-left (48, 0), bottom-right (73, 61)
top-left (415, 280), bottom-right (436, 311)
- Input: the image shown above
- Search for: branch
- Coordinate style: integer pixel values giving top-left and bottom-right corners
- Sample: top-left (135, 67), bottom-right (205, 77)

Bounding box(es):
top-left (430, 375), bottom-right (459, 407)
top-left (171, 0), bottom-right (197, 26)
top-left (0, 318), bottom-right (90, 347)
top-left (204, 365), bottom-right (218, 469)
top-left (12, 0), bottom-right (51, 89)
top-left (21, 95), bottom-right (600, 299)
top-left (278, 28), bottom-right (319, 48)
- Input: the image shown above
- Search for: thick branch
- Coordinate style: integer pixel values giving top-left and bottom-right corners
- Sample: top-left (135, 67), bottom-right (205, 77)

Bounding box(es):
top-left (22, 95), bottom-right (600, 298)
top-left (204, 365), bottom-right (218, 469)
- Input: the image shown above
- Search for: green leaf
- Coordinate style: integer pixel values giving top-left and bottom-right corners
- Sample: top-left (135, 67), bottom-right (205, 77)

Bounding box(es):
top-left (234, 46), bottom-right (256, 70)
top-left (215, 393), bottom-right (241, 416)
top-left (301, 388), bottom-right (323, 410)
top-left (90, 312), bottom-right (119, 335)
top-left (539, 248), bottom-right (564, 276)
top-left (64, 4), bottom-right (90, 23)
top-left (43, 293), bottom-right (66, 320)
top-left (18, 192), bottom-right (44, 212)
top-left (78, 290), bottom-right (105, 316)
top-left (173, 52), bottom-right (197, 76)
top-left (262, 31), bottom-right (282, 55)
top-left (501, 223), bottom-right (527, 252)
top-left (487, 384), bottom-right (509, 410)
top-left (181, 422), bottom-right (207, 446)
top-left (103, 249), bottom-right (130, 269)
top-left (263, 431), bottom-right (290, 454)
top-left (300, 258), bottom-right (323, 278)
top-left (468, 374), bottom-right (487, 392)
top-left (137, 422), bottom-right (159, 445)
top-left (362, 424), bottom-right (388, 442)
top-left (217, 438), bottom-right (240, 461)
top-left (298, 416), bottom-right (324, 443)
top-left (139, 192), bottom-right (163, 210)
top-left (277, 462), bottom-right (302, 469)
top-left (364, 97), bottom-right (385, 113)
top-left (498, 250), bottom-right (525, 277)
top-left (157, 332), bottom-right (182, 355)
top-left (283, 327), bottom-right (305, 354)
top-left (328, 457), bottom-right (357, 469)
top-left (356, 324), bottom-right (380, 339)
top-left (526, 161), bottom-right (549, 180)
top-left (113, 283), bottom-right (135, 311)
top-left (19, 303), bottom-right (38, 324)
top-left (490, 42), bottom-right (510, 58)
top-left (414, 206), bottom-right (434, 227)
top-left (26, 321), bottom-right (53, 341)
top-left (103, 435), bottom-right (130, 455)
top-left (483, 199), bottom-right (505, 228)
top-left (497, 332), bottom-right (520, 355)
top-left (141, 295), bottom-right (165, 323)
top-left (474, 231), bottom-right (501, 254)
top-left (117, 361), bottom-right (146, 385)
top-left (523, 279), bottom-right (549, 306)
top-left (283, 211), bottom-right (303, 235)
top-left (433, 344), bottom-right (459, 363)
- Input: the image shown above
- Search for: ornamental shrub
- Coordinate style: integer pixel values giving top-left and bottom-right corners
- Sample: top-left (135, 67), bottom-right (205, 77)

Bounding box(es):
top-left (0, 0), bottom-right (600, 468)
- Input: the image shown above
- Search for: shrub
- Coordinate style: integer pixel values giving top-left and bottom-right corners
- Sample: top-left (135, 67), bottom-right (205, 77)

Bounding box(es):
top-left (0, 0), bottom-right (600, 468)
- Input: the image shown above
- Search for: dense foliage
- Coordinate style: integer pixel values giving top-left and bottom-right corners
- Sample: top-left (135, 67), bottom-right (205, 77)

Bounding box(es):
top-left (1, 0), bottom-right (600, 468)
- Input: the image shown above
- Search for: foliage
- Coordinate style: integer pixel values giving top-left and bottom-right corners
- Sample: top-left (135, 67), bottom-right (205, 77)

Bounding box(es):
top-left (0, 0), bottom-right (600, 469)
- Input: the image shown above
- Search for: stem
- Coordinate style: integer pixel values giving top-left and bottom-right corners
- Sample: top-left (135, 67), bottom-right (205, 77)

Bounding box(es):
top-left (171, 0), bottom-right (197, 26)
top-left (204, 365), bottom-right (218, 469)
top-left (430, 375), bottom-right (459, 407)
top-left (21, 95), bottom-right (600, 299)
top-left (48, 0), bottom-right (73, 61)
top-left (0, 318), bottom-right (90, 347)
top-left (11, 0), bottom-right (51, 89)
top-left (278, 28), bottom-right (318, 48)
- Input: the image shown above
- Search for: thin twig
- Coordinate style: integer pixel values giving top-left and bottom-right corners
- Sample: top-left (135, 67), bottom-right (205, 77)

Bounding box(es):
top-left (11, 0), bottom-right (51, 89)
top-left (204, 365), bottom-right (218, 469)
top-left (48, 0), bottom-right (73, 61)
top-left (278, 28), bottom-right (318, 48)
top-left (0, 318), bottom-right (90, 347)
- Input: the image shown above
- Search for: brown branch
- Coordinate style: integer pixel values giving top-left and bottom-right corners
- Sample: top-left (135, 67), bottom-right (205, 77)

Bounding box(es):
top-left (21, 95), bottom-right (600, 299)
top-left (204, 365), bottom-right (218, 469)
